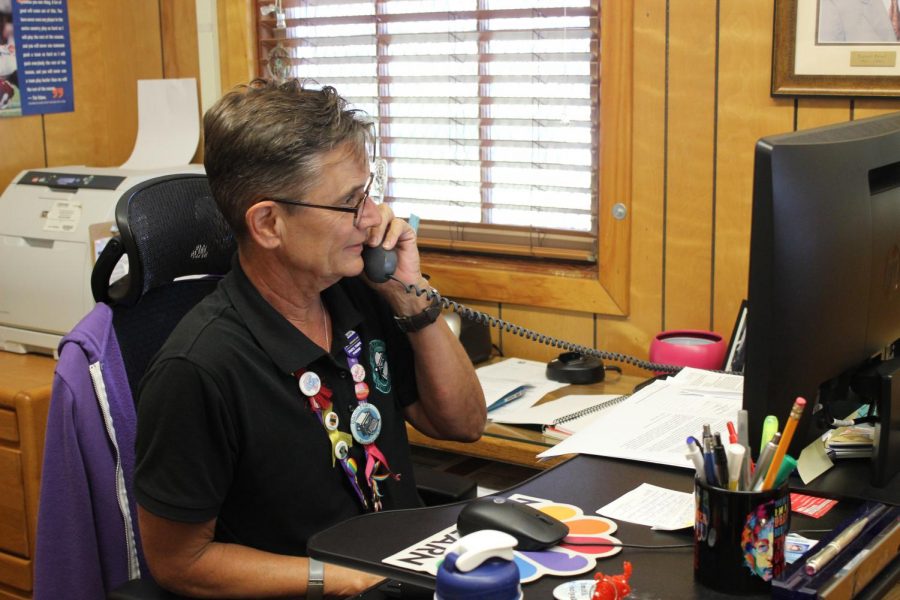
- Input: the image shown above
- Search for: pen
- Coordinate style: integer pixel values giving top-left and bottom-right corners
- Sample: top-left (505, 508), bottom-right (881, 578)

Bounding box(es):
top-left (762, 397), bottom-right (806, 490)
top-left (804, 504), bottom-right (889, 575)
top-left (686, 437), bottom-right (707, 483)
top-left (713, 433), bottom-right (729, 487)
top-left (737, 409), bottom-right (752, 490)
top-left (726, 421), bottom-right (738, 444)
top-left (702, 437), bottom-right (719, 487)
top-left (760, 415), bottom-right (778, 454)
top-left (750, 432), bottom-right (781, 491)
top-left (725, 443), bottom-right (745, 491)
top-left (485, 385), bottom-right (533, 412)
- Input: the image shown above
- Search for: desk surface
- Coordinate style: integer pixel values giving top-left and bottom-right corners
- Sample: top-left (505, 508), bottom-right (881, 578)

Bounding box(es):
top-left (407, 370), bottom-right (645, 469)
top-left (0, 351), bottom-right (56, 404)
top-left (309, 453), bottom-right (872, 600)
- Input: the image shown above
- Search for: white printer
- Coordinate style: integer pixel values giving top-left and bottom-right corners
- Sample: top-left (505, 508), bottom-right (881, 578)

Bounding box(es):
top-left (0, 164), bottom-right (205, 357)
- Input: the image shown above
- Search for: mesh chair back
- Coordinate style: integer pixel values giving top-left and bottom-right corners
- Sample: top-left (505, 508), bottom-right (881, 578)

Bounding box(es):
top-left (92, 174), bottom-right (236, 398)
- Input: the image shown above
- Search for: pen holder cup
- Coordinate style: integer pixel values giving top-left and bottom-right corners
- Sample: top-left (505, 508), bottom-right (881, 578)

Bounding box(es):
top-left (693, 478), bottom-right (790, 594)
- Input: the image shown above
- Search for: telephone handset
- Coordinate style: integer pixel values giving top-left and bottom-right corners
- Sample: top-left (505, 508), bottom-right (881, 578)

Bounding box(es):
top-left (362, 245), bottom-right (398, 284)
top-left (361, 246), bottom-right (680, 374)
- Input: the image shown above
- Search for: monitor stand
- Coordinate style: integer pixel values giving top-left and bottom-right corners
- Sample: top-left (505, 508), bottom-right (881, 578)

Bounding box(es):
top-left (870, 357), bottom-right (900, 487)
top-left (799, 357), bottom-right (900, 504)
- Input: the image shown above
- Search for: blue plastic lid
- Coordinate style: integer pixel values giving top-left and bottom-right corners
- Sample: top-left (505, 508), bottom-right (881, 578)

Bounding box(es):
top-left (435, 552), bottom-right (521, 600)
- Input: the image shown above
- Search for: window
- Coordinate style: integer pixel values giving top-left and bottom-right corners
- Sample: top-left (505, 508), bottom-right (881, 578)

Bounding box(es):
top-left (246, 0), bottom-right (631, 315)
top-left (256, 0), bottom-right (599, 262)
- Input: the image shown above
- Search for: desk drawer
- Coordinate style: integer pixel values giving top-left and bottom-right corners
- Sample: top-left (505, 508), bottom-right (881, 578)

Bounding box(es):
top-left (0, 551), bottom-right (31, 594)
top-left (0, 447), bottom-right (28, 557)
top-left (0, 408), bottom-right (17, 443)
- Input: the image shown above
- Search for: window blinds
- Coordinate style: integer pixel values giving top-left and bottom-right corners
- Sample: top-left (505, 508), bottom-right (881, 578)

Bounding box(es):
top-left (257, 0), bottom-right (599, 261)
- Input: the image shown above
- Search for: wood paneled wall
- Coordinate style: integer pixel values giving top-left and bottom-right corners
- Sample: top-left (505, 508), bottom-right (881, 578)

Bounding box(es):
top-left (4, 1), bottom-right (898, 375)
top-left (0, 0), bottom-right (201, 190)
top-left (501, 1), bottom-right (900, 371)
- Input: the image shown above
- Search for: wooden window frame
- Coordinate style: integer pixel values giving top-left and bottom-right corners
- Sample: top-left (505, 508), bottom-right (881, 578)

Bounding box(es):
top-left (219, 0), bottom-right (631, 316)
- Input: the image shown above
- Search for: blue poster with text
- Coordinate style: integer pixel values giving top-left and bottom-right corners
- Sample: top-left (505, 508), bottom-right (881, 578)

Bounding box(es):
top-left (1, 0), bottom-right (73, 117)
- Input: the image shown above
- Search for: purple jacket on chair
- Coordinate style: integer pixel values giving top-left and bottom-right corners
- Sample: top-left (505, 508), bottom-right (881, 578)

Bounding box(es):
top-left (34, 303), bottom-right (146, 598)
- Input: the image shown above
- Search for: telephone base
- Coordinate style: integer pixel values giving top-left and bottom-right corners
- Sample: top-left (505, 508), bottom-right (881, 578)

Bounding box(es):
top-left (546, 352), bottom-right (605, 384)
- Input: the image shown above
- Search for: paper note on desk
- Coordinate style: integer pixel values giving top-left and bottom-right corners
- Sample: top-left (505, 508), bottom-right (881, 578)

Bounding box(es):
top-left (597, 483), bottom-right (694, 530)
top-left (537, 373), bottom-right (743, 468)
top-left (476, 358), bottom-right (567, 421)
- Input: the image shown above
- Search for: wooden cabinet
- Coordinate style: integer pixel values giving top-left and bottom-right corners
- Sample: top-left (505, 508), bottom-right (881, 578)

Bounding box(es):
top-left (0, 353), bottom-right (56, 600)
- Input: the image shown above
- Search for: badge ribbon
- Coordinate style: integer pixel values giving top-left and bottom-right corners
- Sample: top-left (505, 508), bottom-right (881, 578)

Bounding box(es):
top-left (344, 329), bottom-right (399, 512)
top-left (295, 369), bottom-right (369, 511)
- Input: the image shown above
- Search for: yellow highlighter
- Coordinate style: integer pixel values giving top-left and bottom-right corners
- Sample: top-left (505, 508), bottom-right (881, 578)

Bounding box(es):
top-left (760, 415), bottom-right (778, 455)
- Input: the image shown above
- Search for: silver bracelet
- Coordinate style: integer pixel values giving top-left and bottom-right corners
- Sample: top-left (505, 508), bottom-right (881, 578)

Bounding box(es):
top-left (307, 558), bottom-right (324, 600)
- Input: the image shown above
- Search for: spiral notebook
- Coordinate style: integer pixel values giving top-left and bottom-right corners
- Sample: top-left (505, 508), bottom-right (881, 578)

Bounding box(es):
top-left (542, 394), bottom-right (631, 440)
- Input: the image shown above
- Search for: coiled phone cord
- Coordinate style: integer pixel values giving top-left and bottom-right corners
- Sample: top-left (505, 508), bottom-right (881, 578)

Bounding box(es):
top-left (391, 276), bottom-right (683, 375)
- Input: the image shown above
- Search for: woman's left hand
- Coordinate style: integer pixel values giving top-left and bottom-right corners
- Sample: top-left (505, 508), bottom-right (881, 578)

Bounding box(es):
top-left (365, 204), bottom-right (423, 285)
top-left (364, 204), bottom-right (431, 312)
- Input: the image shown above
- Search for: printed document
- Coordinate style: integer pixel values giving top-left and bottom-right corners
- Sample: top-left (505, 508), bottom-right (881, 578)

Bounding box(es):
top-left (537, 370), bottom-right (743, 468)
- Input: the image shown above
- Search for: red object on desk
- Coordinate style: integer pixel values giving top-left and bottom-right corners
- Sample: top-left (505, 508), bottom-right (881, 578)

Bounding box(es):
top-left (592, 561), bottom-right (632, 600)
top-left (648, 330), bottom-right (727, 371)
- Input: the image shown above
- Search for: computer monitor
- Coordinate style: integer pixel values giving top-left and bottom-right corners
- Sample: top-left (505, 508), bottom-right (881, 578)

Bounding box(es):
top-left (743, 111), bottom-right (900, 489)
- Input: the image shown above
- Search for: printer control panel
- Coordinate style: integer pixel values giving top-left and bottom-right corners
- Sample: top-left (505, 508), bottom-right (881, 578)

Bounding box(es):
top-left (18, 171), bottom-right (125, 191)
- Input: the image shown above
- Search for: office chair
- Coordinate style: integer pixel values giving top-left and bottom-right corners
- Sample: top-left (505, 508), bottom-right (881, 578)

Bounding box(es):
top-left (35, 173), bottom-right (474, 600)
top-left (34, 173), bottom-right (234, 600)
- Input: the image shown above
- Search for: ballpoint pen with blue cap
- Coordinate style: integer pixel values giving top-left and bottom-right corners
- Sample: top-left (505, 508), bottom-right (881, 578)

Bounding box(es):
top-left (486, 385), bottom-right (533, 413)
top-left (686, 437), bottom-right (706, 483)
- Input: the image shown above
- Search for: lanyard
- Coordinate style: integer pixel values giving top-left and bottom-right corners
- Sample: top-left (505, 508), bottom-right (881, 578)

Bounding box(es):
top-left (296, 369), bottom-right (369, 510)
top-left (343, 329), bottom-right (398, 512)
top-left (294, 329), bottom-right (399, 512)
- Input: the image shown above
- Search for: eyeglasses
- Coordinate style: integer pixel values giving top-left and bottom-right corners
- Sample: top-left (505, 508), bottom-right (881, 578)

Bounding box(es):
top-left (269, 172), bottom-right (375, 227)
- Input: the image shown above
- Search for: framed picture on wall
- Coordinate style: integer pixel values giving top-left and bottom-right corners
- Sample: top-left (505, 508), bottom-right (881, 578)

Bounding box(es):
top-left (772, 0), bottom-right (900, 96)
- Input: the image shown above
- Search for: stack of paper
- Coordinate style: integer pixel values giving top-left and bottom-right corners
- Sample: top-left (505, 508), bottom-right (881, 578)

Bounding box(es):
top-left (537, 368), bottom-right (744, 469)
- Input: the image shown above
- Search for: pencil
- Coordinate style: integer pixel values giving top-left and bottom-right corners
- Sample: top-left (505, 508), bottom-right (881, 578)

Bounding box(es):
top-left (761, 397), bottom-right (806, 490)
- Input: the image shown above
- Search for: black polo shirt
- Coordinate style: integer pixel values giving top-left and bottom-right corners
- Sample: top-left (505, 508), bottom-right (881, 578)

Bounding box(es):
top-left (134, 259), bottom-right (422, 556)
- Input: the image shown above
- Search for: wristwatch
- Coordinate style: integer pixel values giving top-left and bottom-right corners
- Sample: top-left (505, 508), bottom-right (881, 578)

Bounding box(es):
top-left (307, 558), bottom-right (324, 600)
top-left (394, 294), bottom-right (442, 333)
